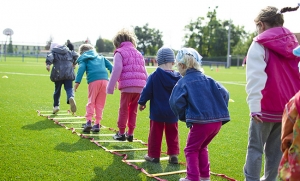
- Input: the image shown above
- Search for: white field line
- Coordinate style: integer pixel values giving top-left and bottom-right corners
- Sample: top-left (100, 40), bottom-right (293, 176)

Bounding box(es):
top-left (1, 71), bottom-right (245, 86)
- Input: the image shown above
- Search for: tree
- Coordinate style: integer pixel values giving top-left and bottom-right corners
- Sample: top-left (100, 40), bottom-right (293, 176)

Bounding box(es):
top-left (95, 37), bottom-right (114, 52)
top-left (103, 39), bottom-right (114, 52)
top-left (95, 37), bottom-right (105, 52)
top-left (232, 32), bottom-right (256, 56)
top-left (7, 36), bottom-right (13, 53)
top-left (45, 36), bottom-right (53, 50)
top-left (134, 24), bottom-right (164, 55)
top-left (183, 7), bottom-right (248, 57)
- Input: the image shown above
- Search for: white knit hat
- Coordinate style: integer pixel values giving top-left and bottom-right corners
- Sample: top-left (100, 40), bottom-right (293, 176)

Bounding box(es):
top-left (176, 48), bottom-right (203, 65)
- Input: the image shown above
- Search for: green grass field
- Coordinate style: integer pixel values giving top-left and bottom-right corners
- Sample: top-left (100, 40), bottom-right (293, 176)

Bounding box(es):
top-left (0, 57), bottom-right (249, 181)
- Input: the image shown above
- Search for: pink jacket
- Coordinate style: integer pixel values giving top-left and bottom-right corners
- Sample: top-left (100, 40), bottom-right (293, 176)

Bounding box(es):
top-left (255, 27), bottom-right (300, 122)
top-left (114, 42), bottom-right (147, 90)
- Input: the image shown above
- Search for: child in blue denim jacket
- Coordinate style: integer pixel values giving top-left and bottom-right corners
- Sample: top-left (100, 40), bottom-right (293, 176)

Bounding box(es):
top-left (169, 48), bottom-right (230, 181)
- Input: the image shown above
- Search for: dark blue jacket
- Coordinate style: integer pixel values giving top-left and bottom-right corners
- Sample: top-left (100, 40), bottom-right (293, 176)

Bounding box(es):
top-left (169, 68), bottom-right (230, 128)
top-left (46, 45), bottom-right (78, 82)
top-left (138, 67), bottom-right (182, 123)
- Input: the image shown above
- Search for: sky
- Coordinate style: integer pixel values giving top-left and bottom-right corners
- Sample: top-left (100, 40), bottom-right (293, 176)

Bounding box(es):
top-left (0, 0), bottom-right (299, 50)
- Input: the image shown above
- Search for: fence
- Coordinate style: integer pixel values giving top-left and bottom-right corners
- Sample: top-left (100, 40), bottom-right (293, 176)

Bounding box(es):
top-left (0, 53), bottom-right (246, 68)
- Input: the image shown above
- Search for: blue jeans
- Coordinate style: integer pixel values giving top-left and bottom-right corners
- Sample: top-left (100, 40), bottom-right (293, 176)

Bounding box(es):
top-left (244, 119), bottom-right (282, 181)
top-left (53, 80), bottom-right (74, 107)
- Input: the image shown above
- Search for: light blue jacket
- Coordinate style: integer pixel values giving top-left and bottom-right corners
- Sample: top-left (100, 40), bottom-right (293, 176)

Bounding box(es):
top-left (75, 50), bottom-right (113, 84)
top-left (169, 68), bottom-right (230, 128)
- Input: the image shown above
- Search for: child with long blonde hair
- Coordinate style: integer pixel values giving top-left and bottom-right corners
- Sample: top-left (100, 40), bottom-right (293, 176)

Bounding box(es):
top-left (107, 29), bottom-right (148, 141)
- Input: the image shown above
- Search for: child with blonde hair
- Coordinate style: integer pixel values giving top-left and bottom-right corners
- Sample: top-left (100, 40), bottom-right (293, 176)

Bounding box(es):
top-left (169, 48), bottom-right (230, 181)
top-left (138, 47), bottom-right (182, 164)
top-left (107, 29), bottom-right (148, 141)
top-left (75, 44), bottom-right (113, 132)
top-left (244, 4), bottom-right (300, 181)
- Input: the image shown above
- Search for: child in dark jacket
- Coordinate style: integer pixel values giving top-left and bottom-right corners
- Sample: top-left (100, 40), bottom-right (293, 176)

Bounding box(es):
top-left (45, 42), bottom-right (79, 114)
top-left (138, 47), bottom-right (182, 164)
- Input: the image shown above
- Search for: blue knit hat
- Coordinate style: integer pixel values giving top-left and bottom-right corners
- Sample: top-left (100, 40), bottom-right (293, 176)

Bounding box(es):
top-left (293, 45), bottom-right (300, 57)
top-left (176, 48), bottom-right (203, 65)
top-left (156, 47), bottom-right (175, 66)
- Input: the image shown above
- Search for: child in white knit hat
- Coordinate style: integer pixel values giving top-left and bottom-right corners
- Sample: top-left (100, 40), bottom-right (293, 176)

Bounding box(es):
top-left (169, 48), bottom-right (230, 181)
top-left (138, 47), bottom-right (182, 164)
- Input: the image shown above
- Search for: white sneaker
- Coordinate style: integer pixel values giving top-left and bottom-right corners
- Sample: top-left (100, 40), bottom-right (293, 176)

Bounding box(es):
top-left (53, 106), bottom-right (60, 114)
top-left (69, 97), bottom-right (76, 113)
top-left (179, 178), bottom-right (191, 181)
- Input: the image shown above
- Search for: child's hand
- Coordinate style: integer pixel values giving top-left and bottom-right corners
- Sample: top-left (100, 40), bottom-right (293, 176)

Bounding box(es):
top-left (253, 115), bottom-right (263, 123)
top-left (74, 83), bottom-right (79, 92)
top-left (139, 105), bottom-right (146, 111)
top-left (46, 65), bottom-right (50, 72)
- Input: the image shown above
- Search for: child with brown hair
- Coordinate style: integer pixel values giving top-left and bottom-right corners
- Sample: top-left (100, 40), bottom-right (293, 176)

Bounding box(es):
top-left (75, 44), bottom-right (113, 132)
top-left (107, 28), bottom-right (148, 141)
top-left (244, 4), bottom-right (300, 181)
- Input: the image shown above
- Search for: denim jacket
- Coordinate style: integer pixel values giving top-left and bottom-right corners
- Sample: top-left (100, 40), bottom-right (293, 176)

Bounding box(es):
top-left (169, 68), bottom-right (230, 128)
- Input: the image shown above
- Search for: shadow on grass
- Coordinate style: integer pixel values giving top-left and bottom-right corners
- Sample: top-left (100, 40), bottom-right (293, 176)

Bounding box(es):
top-left (22, 118), bottom-right (58, 130)
top-left (91, 155), bottom-right (144, 181)
top-left (54, 138), bottom-right (100, 152)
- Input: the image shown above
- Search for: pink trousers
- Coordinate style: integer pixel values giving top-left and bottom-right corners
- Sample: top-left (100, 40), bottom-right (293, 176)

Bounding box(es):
top-left (185, 122), bottom-right (222, 181)
top-left (147, 120), bottom-right (179, 158)
top-left (117, 92), bottom-right (140, 135)
top-left (85, 80), bottom-right (108, 124)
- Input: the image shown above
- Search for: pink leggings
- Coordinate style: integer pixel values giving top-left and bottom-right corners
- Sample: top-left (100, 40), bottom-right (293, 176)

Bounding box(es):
top-left (85, 80), bottom-right (108, 124)
top-left (185, 122), bottom-right (222, 181)
top-left (117, 92), bottom-right (140, 135)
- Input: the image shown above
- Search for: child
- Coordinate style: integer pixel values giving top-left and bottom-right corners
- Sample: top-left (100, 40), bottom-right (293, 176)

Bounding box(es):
top-left (244, 5), bottom-right (300, 181)
top-left (45, 42), bottom-right (78, 114)
top-left (169, 48), bottom-right (230, 181)
top-left (75, 44), bottom-right (113, 132)
top-left (138, 47), bottom-right (182, 164)
top-left (107, 28), bottom-right (148, 141)
top-left (278, 45), bottom-right (300, 180)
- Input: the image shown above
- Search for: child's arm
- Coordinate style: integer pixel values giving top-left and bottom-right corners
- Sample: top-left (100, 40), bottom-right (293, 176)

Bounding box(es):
top-left (107, 53), bottom-right (123, 94)
top-left (169, 83), bottom-right (187, 122)
top-left (45, 53), bottom-right (54, 71)
top-left (104, 58), bottom-right (113, 73)
top-left (138, 74), bottom-right (153, 111)
top-left (74, 60), bottom-right (87, 88)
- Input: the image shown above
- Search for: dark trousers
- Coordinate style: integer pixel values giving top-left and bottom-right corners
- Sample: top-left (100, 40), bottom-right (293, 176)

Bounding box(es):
top-left (53, 80), bottom-right (74, 107)
top-left (147, 120), bottom-right (179, 158)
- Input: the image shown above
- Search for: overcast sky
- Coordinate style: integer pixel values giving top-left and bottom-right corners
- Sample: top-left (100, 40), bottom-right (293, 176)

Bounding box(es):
top-left (0, 0), bottom-right (299, 50)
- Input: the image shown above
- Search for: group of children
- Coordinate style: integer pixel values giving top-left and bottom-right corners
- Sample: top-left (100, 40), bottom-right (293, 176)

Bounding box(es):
top-left (44, 3), bottom-right (300, 181)
top-left (45, 28), bottom-right (230, 181)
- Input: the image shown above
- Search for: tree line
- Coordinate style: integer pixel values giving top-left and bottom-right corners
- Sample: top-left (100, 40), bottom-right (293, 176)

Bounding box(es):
top-left (95, 7), bottom-right (254, 58)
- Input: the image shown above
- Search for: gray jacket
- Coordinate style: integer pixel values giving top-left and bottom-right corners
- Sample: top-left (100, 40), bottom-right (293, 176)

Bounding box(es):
top-left (46, 45), bottom-right (79, 82)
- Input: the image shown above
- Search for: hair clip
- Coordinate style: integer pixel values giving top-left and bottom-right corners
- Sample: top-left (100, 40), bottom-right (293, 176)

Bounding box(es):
top-left (185, 53), bottom-right (195, 58)
top-left (276, 10), bottom-right (282, 14)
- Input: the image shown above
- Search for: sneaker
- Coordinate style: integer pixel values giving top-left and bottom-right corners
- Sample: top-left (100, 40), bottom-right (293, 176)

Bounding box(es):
top-left (169, 155), bottom-right (178, 164)
top-left (179, 178), bottom-right (191, 181)
top-left (113, 132), bottom-right (126, 141)
top-left (144, 154), bottom-right (159, 163)
top-left (53, 106), bottom-right (60, 114)
top-left (91, 124), bottom-right (100, 132)
top-left (82, 121), bottom-right (92, 132)
top-left (125, 132), bottom-right (133, 142)
top-left (69, 97), bottom-right (76, 113)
